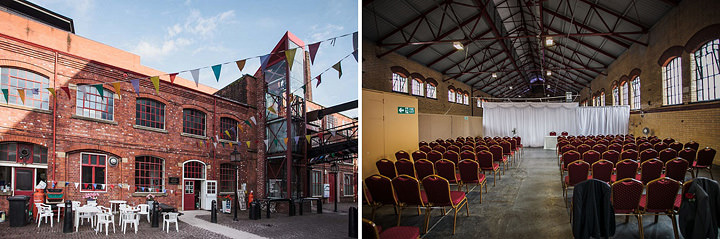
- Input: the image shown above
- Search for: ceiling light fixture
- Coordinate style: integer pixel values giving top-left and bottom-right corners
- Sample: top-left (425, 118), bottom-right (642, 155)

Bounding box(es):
top-left (545, 37), bottom-right (555, 47)
top-left (546, 70), bottom-right (552, 76)
top-left (547, 85), bottom-right (551, 89)
top-left (453, 41), bottom-right (464, 50)
top-left (491, 72), bottom-right (498, 78)
top-left (509, 86), bottom-right (513, 90)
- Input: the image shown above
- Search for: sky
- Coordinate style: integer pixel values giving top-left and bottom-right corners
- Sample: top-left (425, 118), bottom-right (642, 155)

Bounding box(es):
top-left (34, 0), bottom-right (359, 117)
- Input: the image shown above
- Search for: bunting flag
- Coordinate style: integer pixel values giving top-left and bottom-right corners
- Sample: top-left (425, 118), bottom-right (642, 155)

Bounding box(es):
top-left (131, 79), bottom-right (140, 97)
top-left (211, 64), bottom-right (222, 82)
top-left (228, 141), bottom-right (232, 147)
top-left (244, 120), bottom-right (252, 126)
top-left (213, 142), bottom-right (217, 148)
top-left (263, 139), bottom-right (269, 146)
top-left (17, 89), bottom-right (25, 104)
top-left (61, 86), bottom-right (71, 99)
top-left (93, 84), bottom-right (104, 98)
top-left (65, 182), bottom-right (69, 186)
top-left (268, 106), bottom-right (276, 114)
top-left (316, 75), bottom-right (322, 87)
top-left (191, 69), bottom-right (200, 86)
top-left (151, 76), bottom-right (160, 94)
top-left (112, 83), bottom-right (122, 99)
top-left (1, 89), bottom-right (8, 103)
top-left (246, 141), bottom-right (251, 148)
top-left (229, 127), bottom-right (237, 134)
top-left (284, 137), bottom-right (289, 145)
top-left (52, 181), bottom-right (56, 188)
top-left (259, 54), bottom-right (270, 70)
top-left (110, 184), bottom-right (114, 189)
top-left (74, 183), bottom-right (79, 189)
top-left (332, 62), bottom-right (342, 78)
top-left (221, 142), bottom-right (225, 148)
top-left (169, 73), bottom-right (178, 84)
top-left (294, 136), bottom-right (300, 144)
top-left (215, 135), bottom-right (219, 142)
top-left (199, 141), bottom-right (204, 147)
top-left (353, 32), bottom-right (359, 61)
top-left (305, 135), bottom-right (312, 142)
top-left (225, 130), bottom-right (231, 138)
top-left (285, 48), bottom-right (297, 71)
top-left (250, 116), bottom-right (256, 125)
top-left (47, 88), bottom-right (57, 99)
top-left (235, 60), bottom-right (246, 72)
top-left (237, 124), bottom-right (243, 132)
top-left (118, 183), bottom-right (122, 188)
top-left (273, 139), bottom-right (279, 146)
top-left (170, 190), bottom-right (174, 194)
top-left (331, 130), bottom-right (337, 137)
top-left (308, 42), bottom-right (320, 64)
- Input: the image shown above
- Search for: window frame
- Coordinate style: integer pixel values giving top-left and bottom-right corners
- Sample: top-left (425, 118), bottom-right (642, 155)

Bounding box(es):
top-left (134, 156), bottom-right (164, 192)
top-left (182, 108), bottom-right (206, 136)
top-left (219, 163), bottom-right (236, 193)
top-left (410, 78), bottom-right (424, 96)
top-left (426, 83), bottom-right (437, 99)
top-left (448, 89), bottom-right (455, 103)
top-left (692, 39), bottom-right (720, 102)
top-left (343, 173), bottom-right (354, 197)
top-left (0, 67), bottom-right (50, 110)
top-left (621, 81), bottom-right (629, 106)
top-left (612, 87), bottom-right (619, 106)
top-left (135, 98), bottom-right (166, 129)
top-left (631, 76), bottom-right (641, 110)
top-left (311, 170), bottom-right (322, 197)
top-left (80, 152), bottom-right (107, 192)
top-left (600, 92), bottom-right (605, 106)
top-left (220, 117), bottom-right (239, 141)
top-left (391, 73), bottom-right (408, 93)
top-left (463, 94), bottom-right (469, 105)
top-left (663, 57), bottom-right (683, 105)
top-left (76, 85), bottom-right (114, 121)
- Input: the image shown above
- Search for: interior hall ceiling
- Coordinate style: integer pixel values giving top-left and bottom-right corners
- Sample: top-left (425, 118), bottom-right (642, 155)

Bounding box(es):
top-left (363, 0), bottom-right (678, 97)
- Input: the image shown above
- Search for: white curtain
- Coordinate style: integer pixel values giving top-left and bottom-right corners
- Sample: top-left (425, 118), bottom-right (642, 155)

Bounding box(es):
top-left (482, 102), bottom-right (629, 147)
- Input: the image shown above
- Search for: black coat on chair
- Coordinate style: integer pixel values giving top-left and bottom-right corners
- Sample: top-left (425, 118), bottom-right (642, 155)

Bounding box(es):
top-left (572, 179), bottom-right (615, 239)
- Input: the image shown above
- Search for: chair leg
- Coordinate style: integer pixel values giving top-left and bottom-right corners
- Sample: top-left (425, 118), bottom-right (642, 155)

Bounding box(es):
top-left (417, 207), bottom-right (421, 216)
top-left (637, 214), bottom-right (644, 239)
top-left (370, 207), bottom-right (376, 221)
top-left (452, 208), bottom-right (458, 235)
top-left (625, 215), bottom-right (629, 223)
top-left (396, 207), bottom-right (404, 226)
top-left (423, 207), bottom-right (431, 234)
top-left (670, 214), bottom-right (679, 239)
top-left (492, 172), bottom-right (496, 187)
top-left (654, 215), bottom-right (658, 223)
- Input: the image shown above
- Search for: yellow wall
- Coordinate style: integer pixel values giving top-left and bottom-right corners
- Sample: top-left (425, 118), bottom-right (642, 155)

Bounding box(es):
top-left (362, 89), bottom-right (419, 179)
top-left (418, 113), bottom-right (483, 142)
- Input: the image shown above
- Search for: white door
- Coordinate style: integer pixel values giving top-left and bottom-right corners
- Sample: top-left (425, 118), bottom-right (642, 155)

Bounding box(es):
top-left (201, 180), bottom-right (217, 210)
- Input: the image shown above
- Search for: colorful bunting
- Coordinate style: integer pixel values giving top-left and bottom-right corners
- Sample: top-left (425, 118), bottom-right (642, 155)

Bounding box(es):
top-left (316, 75), bottom-right (322, 87)
top-left (31, 88), bottom-right (39, 95)
top-left (151, 76), bottom-right (160, 94)
top-left (308, 42), bottom-right (320, 65)
top-left (268, 106), bottom-right (276, 114)
top-left (235, 60), bottom-right (246, 72)
top-left (169, 73), bottom-right (178, 84)
top-left (93, 84), bottom-right (104, 98)
top-left (112, 83), bottom-right (122, 99)
top-left (131, 79), bottom-right (140, 97)
top-left (225, 130), bottom-right (231, 138)
top-left (284, 138), bottom-right (289, 145)
top-left (305, 135), bottom-right (312, 142)
top-left (260, 54), bottom-right (270, 70)
top-left (211, 64), bottom-right (222, 82)
top-left (332, 62), bottom-right (342, 78)
top-left (244, 120), bottom-right (252, 126)
top-left (250, 116), bottom-right (256, 125)
top-left (294, 136), bottom-right (300, 144)
top-left (17, 89), bottom-right (25, 104)
top-left (2, 89), bottom-right (8, 103)
top-left (246, 141), bottom-right (251, 148)
top-left (74, 183), bottom-right (79, 189)
top-left (190, 69), bottom-right (200, 87)
top-left (61, 86), bottom-right (71, 99)
top-left (285, 48), bottom-right (297, 71)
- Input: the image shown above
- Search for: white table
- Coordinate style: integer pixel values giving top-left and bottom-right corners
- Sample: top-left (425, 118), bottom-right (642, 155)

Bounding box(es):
top-left (75, 206), bottom-right (102, 232)
top-left (109, 200), bottom-right (127, 214)
top-left (55, 203), bottom-right (65, 222)
top-left (544, 136), bottom-right (558, 150)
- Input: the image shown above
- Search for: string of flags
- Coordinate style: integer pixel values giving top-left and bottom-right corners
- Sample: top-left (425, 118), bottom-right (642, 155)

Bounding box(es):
top-left (0, 31), bottom-right (358, 106)
top-left (44, 181), bottom-right (179, 195)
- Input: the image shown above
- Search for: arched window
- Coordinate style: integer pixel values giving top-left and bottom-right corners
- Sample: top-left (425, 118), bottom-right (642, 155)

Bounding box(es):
top-left (392, 73), bottom-right (408, 93)
top-left (600, 92), bottom-right (605, 106)
top-left (0, 67), bottom-right (50, 110)
top-left (219, 163), bottom-right (236, 193)
top-left (463, 93), bottom-right (469, 105)
top-left (425, 80), bottom-right (437, 99)
top-left (77, 85), bottom-right (114, 121)
top-left (448, 89), bottom-right (455, 102)
top-left (612, 86), bottom-right (619, 106)
top-left (621, 81), bottom-right (629, 106)
top-left (631, 76), bottom-right (641, 109)
top-left (220, 117), bottom-right (238, 141)
top-left (456, 91), bottom-right (463, 103)
top-left (592, 96), bottom-right (596, 106)
top-left (663, 57), bottom-right (682, 105)
top-left (136, 98), bottom-right (165, 129)
top-left (183, 109), bottom-right (206, 136)
top-left (692, 39), bottom-right (720, 101)
top-left (410, 78), bottom-right (424, 96)
top-left (135, 156), bottom-right (164, 192)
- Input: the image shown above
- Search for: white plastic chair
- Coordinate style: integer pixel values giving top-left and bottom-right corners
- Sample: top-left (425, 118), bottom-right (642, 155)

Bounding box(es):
top-left (87, 200), bottom-right (98, 207)
top-left (35, 203), bottom-right (54, 227)
top-left (162, 212), bottom-right (179, 233)
top-left (137, 204), bottom-right (150, 223)
top-left (121, 211), bottom-right (139, 234)
top-left (78, 206), bottom-right (95, 226)
top-left (95, 212), bottom-right (115, 235)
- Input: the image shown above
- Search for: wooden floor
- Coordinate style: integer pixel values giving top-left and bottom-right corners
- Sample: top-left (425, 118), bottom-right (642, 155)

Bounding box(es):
top-left (363, 147), bottom-right (719, 238)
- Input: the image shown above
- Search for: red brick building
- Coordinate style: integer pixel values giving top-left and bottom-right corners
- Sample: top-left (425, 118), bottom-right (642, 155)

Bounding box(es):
top-left (0, 1), bottom-right (266, 212)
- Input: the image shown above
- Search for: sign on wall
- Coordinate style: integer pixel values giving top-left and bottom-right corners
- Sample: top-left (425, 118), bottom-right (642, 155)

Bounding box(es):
top-left (169, 177), bottom-right (180, 185)
top-left (323, 184), bottom-right (330, 198)
top-left (397, 107), bottom-right (415, 114)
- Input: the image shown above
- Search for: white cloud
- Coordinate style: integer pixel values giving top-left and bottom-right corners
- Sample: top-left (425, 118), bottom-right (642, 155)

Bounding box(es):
top-left (183, 10), bottom-right (235, 38)
top-left (309, 24), bottom-right (344, 42)
top-left (132, 37), bottom-right (193, 60)
top-left (167, 24), bottom-right (182, 38)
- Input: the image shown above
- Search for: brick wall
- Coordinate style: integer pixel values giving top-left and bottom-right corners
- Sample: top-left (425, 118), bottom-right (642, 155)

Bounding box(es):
top-left (577, 0), bottom-right (720, 164)
top-left (363, 40), bottom-right (491, 116)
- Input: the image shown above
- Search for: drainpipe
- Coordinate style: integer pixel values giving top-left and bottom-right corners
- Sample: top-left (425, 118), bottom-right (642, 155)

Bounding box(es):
top-left (213, 98), bottom-right (217, 173)
top-left (52, 51), bottom-right (58, 182)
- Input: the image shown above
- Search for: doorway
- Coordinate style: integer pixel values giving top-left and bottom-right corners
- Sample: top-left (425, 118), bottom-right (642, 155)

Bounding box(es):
top-left (182, 160), bottom-right (206, 211)
top-left (14, 168), bottom-right (34, 197)
top-left (328, 173), bottom-right (336, 203)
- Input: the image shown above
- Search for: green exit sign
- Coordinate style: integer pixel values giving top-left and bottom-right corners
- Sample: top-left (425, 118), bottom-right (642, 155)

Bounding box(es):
top-left (397, 107), bottom-right (415, 114)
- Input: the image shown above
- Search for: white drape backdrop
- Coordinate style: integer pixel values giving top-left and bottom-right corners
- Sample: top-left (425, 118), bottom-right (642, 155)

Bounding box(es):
top-left (482, 102), bottom-right (629, 147)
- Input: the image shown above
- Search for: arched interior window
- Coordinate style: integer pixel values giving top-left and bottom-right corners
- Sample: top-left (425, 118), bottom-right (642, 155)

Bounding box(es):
top-left (411, 78), bottom-right (424, 96)
top-left (612, 86), bottom-right (619, 106)
top-left (448, 89), bottom-right (455, 102)
top-left (392, 73), bottom-right (408, 93)
top-left (663, 57), bottom-right (682, 105)
top-left (692, 39), bottom-right (720, 101)
top-left (621, 81), bottom-right (629, 106)
top-left (425, 82), bottom-right (437, 99)
top-left (600, 92), bottom-right (605, 106)
top-left (631, 76), bottom-right (641, 109)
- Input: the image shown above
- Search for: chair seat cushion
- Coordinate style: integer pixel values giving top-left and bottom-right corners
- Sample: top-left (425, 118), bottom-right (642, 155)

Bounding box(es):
top-left (640, 195), bottom-right (676, 213)
top-left (380, 226), bottom-right (420, 239)
top-left (674, 194), bottom-right (681, 209)
top-left (450, 191), bottom-right (466, 206)
top-left (693, 162), bottom-right (710, 168)
top-left (614, 208), bottom-right (636, 214)
top-left (481, 163), bottom-right (500, 171)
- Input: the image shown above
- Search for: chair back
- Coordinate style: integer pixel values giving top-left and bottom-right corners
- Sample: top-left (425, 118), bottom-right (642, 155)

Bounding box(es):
top-left (583, 150), bottom-right (601, 165)
top-left (584, 139), bottom-right (596, 146)
top-left (591, 160), bottom-right (614, 183)
top-left (475, 145), bottom-right (489, 153)
top-left (662, 138), bottom-right (675, 145)
top-left (395, 159), bottom-right (416, 177)
top-left (561, 131), bottom-right (569, 136)
top-left (164, 212), bottom-right (179, 221)
top-left (639, 159), bottom-right (663, 184)
top-left (658, 148), bottom-right (678, 164)
top-left (427, 150), bottom-right (443, 163)
top-left (458, 160), bottom-right (481, 184)
top-left (459, 150), bottom-right (476, 162)
top-left (395, 150), bottom-right (410, 160)
top-left (434, 159), bottom-right (458, 183)
top-left (638, 142), bottom-right (654, 153)
top-left (433, 145), bottom-right (447, 154)
top-left (560, 145), bottom-right (576, 155)
top-left (513, 136), bottom-right (522, 146)
top-left (509, 139), bottom-right (518, 151)
top-left (622, 144), bottom-right (637, 152)
top-left (489, 145), bottom-right (504, 162)
top-left (644, 178), bottom-right (680, 212)
top-left (570, 140), bottom-right (583, 147)
top-left (576, 144), bottom-right (591, 156)
top-left (499, 141), bottom-right (512, 156)
top-left (611, 178), bottom-right (644, 213)
top-left (414, 160), bottom-right (435, 181)
top-left (421, 175), bottom-right (457, 207)
top-left (684, 141), bottom-right (700, 152)
top-left (364, 175), bottom-right (397, 205)
top-left (654, 142), bottom-right (669, 152)
top-left (376, 159), bottom-right (397, 179)
top-left (138, 204), bottom-right (149, 213)
top-left (597, 140), bottom-right (610, 146)
top-left (442, 150), bottom-right (460, 166)
top-left (477, 150), bottom-right (494, 168)
top-left (640, 149), bottom-right (658, 163)
top-left (461, 145), bottom-right (474, 152)
top-left (608, 143), bottom-right (623, 153)
top-left (549, 131), bottom-right (557, 136)
top-left (440, 141), bottom-right (451, 148)
top-left (72, 201), bottom-right (81, 208)
top-left (447, 145), bottom-right (461, 154)
top-left (668, 142), bottom-right (684, 152)
top-left (696, 147), bottom-right (717, 167)
top-left (428, 141), bottom-right (439, 149)
top-left (678, 148), bottom-right (697, 165)
top-left (621, 149), bottom-right (638, 161)
top-left (649, 138), bottom-right (661, 145)
top-left (419, 141), bottom-right (428, 148)
top-left (665, 158), bottom-right (689, 182)
top-left (391, 175), bottom-right (425, 207)
top-left (567, 160), bottom-right (590, 186)
top-left (411, 150), bottom-right (427, 161)
top-left (419, 145), bottom-right (433, 153)
top-left (592, 144), bottom-right (608, 154)
top-left (562, 151), bottom-right (581, 170)
top-left (616, 159), bottom-right (639, 181)
top-left (602, 150), bottom-right (620, 165)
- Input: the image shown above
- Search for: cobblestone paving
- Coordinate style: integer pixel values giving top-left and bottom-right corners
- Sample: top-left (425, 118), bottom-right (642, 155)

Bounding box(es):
top-left (0, 214), bottom-right (228, 239)
top-left (196, 207), bottom-right (353, 239)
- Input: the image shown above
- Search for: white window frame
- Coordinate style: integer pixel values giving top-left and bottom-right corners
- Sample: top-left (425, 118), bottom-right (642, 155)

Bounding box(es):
top-left (411, 79), bottom-right (424, 96)
top-left (79, 152), bottom-right (108, 193)
top-left (621, 82), bottom-right (629, 106)
top-left (663, 57), bottom-right (683, 105)
top-left (691, 39), bottom-right (720, 102)
top-left (631, 76), bottom-right (641, 110)
top-left (426, 83), bottom-right (436, 99)
top-left (342, 173), bottom-right (353, 197)
top-left (392, 73), bottom-right (408, 93)
top-left (448, 90), bottom-right (455, 102)
top-left (600, 92), bottom-right (605, 106)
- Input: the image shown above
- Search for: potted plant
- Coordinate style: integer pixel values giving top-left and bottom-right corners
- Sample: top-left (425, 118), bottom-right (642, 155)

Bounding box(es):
top-left (83, 192), bottom-right (99, 204)
top-left (146, 193), bottom-right (156, 210)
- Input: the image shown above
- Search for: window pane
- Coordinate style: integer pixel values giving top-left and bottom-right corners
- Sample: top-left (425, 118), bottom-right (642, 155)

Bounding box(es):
top-left (82, 166), bottom-right (92, 184)
top-left (94, 167), bottom-right (105, 185)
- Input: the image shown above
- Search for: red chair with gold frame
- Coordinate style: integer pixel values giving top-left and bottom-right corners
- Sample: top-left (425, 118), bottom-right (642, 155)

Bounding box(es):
top-left (621, 149), bottom-right (639, 162)
top-left (638, 159), bottom-right (663, 184)
top-left (558, 144), bottom-right (576, 166)
top-left (658, 148), bottom-right (678, 164)
top-left (396, 159), bottom-right (416, 178)
top-left (395, 150), bottom-right (410, 160)
top-left (640, 177), bottom-right (681, 239)
top-left (421, 175), bottom-right (469, 235)
top-left (432, 145), bottom-right (447, 154)
top-left (662, 137), bottom-right (675, 145)
top-left (637, 142), bottom-right (654, 154)
top-left (602, 150), bottom-right (620, 166)
top-left (561, 131), bottom-right (569, 136)
top-left (442, 150), bottom-right (460, 167)
top-left (608, 143), bottom-right (623, 154)
top-left (411, 150), bottom-right (427, 162)
top-left (513, 136), bottom-right (523, 154)
top-left (576, 144), bottom-right (591, 157)
top-left (591, 160), bottom-right (614, 183)
top-left (427, 150), bottom-right (443, 164)
top-left (376, 159), bottom-right (397, 179)
top-left (564, 160), bottom-right (590, 207)
top-left (414, 160), bottom-right (435, 182)
top-left (474, 145), bottom-right (489, 154)
top-left (364, 175), bottom-right (398, 221)
top-left (649, 137), bottom-right (661, 145)
top-left (419, 145), bottom-right (432, 153)
top-left (447, 145), bottom-right (461, 154)
top-left (418, 141), bottom-right (428, 148)
top-left (654, 142), bottom-right (669, 152)
top-left (622, 143), bottom-right (637, 152)
top-left (678, 148), bottom-right (697, 177)
top-left (614, 159), bottom-right (639, 182)
top-left (461, 145), bottom-right (474, 153)
top-left (668, 142), bottom-right (683, 152)
top-left (664, 158), bottom-right (689, 183)
top-left (499, 140), bottom-right (514, 166)
top-left (684, 141), bottom-right (699, 152)
top-left (391, 175), bottom-right (427, 228)
top-left (592, 144), bottom-right (608, 155)
top-left (640, 149), bottom-right (658, 163)
top-left (429, 141), bottom-right (439, 149)
top-left (477, 150), bottom-right (500, 186)
top-left (549, 131), bottom-right (557, 136)
top-left (434, 159), bottom-right (461, 190)
top-left (611, 178), bottom-right (644, 238)
top-left (459, 150), bottom-right (476, 162)
top-left (694, 147), bottom-right (716, 179)
top-left (362, 218), bottom-right (419, 239)
top-left (488, 145), bottom-right (507, 174)
top-left (457, 159), bottom-right (487, 201)
top-left (583, 150), bottom-right (601, 165)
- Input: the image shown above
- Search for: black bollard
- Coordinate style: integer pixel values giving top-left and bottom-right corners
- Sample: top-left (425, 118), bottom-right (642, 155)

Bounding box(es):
top-left (298, 199), bottom-right (303, 216)
top-left (289, 199), bottom-right (295, 217)
top-left (266, 200), bottom-right (271, 219)
top-left (211, 200), bottom-right (217, 223)
top-left (151, 200), bottom-right (160, 227)
top-left (317, 198), bottom-right (323, 214)
top-left (349, 207), bottom-right (358, 238)
top-left (232, 194), bottom-right (238, 221)
top-left (63, 200), bottom-right (73, 233)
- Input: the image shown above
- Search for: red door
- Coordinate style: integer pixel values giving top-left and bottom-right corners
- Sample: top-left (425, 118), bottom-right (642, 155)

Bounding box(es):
top-left (183, 180), bottom-right (195, 210)
top-left (328, 174), bottom-right (336, 203)
top-left (14, 168), bottom-right (34, 197)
